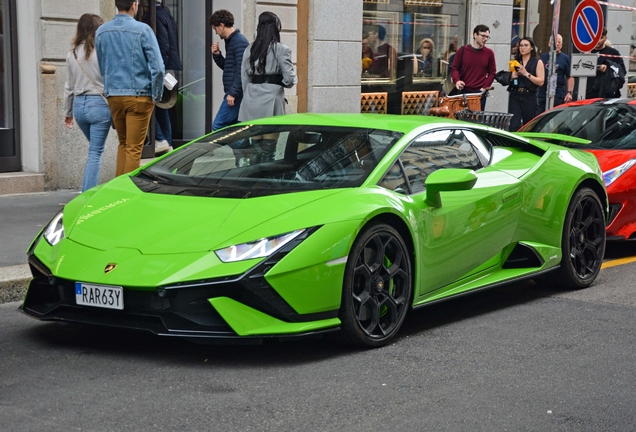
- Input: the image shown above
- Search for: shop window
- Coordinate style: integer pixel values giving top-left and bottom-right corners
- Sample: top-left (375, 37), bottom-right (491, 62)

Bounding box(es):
top-left (361, 0), bottom-right (462, 115)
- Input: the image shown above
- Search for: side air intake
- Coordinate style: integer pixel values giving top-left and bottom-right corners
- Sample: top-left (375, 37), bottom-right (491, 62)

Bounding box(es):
top-left (502, 243), bottom-right (544, 269)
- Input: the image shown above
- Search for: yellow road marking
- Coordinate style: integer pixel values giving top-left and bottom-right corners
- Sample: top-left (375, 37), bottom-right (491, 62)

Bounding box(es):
top-left (602, 255), bottom-right (636, 269)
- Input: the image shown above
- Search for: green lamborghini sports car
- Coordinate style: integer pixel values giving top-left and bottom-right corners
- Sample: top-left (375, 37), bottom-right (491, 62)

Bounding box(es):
top-left (21, 114), bottom-right (608, 347)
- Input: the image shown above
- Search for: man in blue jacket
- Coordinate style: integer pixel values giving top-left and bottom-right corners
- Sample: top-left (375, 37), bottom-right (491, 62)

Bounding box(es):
top-left (209, 9), bottom-right (249, 130)
top-left (96, 0), bottom-right (165, 175)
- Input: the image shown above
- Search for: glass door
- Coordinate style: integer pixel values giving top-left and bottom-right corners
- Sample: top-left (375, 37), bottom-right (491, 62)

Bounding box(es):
top-left (171, 0), bottom-right (208, 144)
top-left (141, 0), bottom-right (209, 154)
top-left (0, 0), bottom-right (20, 172)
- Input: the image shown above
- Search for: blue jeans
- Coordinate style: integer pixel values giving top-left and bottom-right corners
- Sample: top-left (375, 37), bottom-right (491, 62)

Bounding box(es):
top-left (154, 106), bottom-right (172, 145)
top-left (212, 94), bottom-right (242, 131)
top-left (73, 95), bottom-right (112, 191)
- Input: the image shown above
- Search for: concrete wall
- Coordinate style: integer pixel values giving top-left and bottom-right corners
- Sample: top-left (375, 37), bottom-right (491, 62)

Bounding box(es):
top-left (17, 0), bottom-right (118, 190)
top-left (306, 0), bottom-right (362, 113)
top-left (469, 0), bottom-right (515, 112)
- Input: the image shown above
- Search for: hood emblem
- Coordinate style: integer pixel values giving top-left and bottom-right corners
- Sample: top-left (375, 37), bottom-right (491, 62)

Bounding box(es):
top-left (104, 263), bottom-right (118, 273)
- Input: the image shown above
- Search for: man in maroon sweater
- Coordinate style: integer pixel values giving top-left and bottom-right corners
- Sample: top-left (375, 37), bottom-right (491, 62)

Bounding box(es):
top-left (450, 24), bottom-right (497, 110)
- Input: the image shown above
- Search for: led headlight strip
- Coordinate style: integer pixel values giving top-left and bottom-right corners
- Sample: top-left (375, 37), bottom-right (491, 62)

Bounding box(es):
top-left (215, 229), bottom-right (306, 263)
top-left (43, 211), bottom-right (65, 246)
top-left (603, 159), bottom-right (636, 187)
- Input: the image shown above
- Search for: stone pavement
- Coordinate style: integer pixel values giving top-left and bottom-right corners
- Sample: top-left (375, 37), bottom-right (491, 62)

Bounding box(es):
top-left (0, 189), bottom-right (80, 303)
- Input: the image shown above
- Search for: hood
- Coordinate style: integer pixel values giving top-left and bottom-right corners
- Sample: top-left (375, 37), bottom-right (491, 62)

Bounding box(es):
top-left (65, 177), bottom-right (343, 254)
top-left (586, 149), bottom-right (636, 171)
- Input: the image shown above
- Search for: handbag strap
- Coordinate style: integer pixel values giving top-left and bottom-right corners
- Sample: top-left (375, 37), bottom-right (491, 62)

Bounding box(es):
top-left (73, 50), bottom-right (108, 104)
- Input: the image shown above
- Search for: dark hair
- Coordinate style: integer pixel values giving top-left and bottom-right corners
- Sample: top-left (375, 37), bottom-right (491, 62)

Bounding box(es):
top-left (249, 12), bottom-right (281, 75)
top-left (208, 9), bottom-right (234, 27)
top-left (72, 14), bottom-right (103, 60)
top-left (515, 36), bottom-right (538, 61)
top-left (378, 25), bottom-right (387, 41)
top-left (473, 24), bottom-right (489, 35)
top-left (602, 27), bottom-right (608, 37)
top-left (115, 0), bottom-right (137, 12)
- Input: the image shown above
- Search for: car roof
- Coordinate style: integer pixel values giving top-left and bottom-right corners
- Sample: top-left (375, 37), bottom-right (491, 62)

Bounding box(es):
top-left (235, 113), bottom-right (470, 134)
top-left (557, 98), bottom-right (636, 109)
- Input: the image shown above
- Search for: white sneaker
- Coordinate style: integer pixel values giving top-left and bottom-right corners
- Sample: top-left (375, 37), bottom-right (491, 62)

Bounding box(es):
top-left (155, 140), bottom-right (172, 155)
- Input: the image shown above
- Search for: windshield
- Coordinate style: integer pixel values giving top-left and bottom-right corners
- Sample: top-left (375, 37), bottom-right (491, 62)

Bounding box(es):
top-left (522, 104), bottom-right (636, 150)
top-left (134, 124), bottom-right (402, 198)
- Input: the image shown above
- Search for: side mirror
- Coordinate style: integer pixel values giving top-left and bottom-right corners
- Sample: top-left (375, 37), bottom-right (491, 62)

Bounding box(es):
top-left (425, 169), bottom-right (478, 208)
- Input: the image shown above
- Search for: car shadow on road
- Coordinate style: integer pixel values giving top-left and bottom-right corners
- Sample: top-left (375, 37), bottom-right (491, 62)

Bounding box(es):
top-left (19, 277), bottom-right (562, 366)
top-left (604, 241), bottom-right (636, 260)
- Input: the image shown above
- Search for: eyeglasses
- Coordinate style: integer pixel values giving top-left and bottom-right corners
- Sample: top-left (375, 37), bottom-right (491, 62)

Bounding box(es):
top-left (478, 33), bottom-right (490, 39)
top-left (519, 43), bottom-right (531, 47)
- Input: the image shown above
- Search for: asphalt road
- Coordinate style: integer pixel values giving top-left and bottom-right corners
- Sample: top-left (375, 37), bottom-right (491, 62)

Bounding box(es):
top-left (2, 249), bottom-right (635, 431)
top-left (0, 190), bottom-right (79, 267)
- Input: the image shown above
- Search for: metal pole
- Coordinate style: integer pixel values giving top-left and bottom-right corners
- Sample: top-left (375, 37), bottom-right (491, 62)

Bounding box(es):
top-left (546, 0), bottom-right (560, 112)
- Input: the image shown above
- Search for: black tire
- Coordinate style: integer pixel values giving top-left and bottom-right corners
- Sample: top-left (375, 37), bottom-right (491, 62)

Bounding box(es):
top-left (552, 187), bottom-right (606, 289)
top-left (338, 222), bottom-right (412, 347)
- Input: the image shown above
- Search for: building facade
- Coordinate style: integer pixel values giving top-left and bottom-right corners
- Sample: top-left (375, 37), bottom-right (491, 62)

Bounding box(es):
top-left (0, 0), bottom-right (633, 193)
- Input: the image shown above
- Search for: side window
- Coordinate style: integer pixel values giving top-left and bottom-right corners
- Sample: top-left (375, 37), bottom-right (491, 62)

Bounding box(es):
top-left (378, 129), bottom-right (482, 195)
top-left (378, 162), bottom-right (407, 193)
top-left (407, 129), bottom-right (482, 193)
top-left (463, 130), bottom-right (491, 166)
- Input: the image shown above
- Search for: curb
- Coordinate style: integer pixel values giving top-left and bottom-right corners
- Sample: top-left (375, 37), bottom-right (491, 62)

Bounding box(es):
top-left (0, 264), bottom-right (30, 304)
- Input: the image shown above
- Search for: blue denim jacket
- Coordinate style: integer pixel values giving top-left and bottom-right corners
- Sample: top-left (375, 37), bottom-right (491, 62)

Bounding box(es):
top-left (95, 14), bottom-right (165, 101)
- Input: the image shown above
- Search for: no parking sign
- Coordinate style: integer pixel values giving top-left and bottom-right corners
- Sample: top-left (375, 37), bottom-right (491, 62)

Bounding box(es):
top-left (571, 0), bottom-right (604, 52)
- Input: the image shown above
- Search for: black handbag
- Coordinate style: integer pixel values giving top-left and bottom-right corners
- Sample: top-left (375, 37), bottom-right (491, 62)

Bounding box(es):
top-left (494, 70), bottom-right (512, 87)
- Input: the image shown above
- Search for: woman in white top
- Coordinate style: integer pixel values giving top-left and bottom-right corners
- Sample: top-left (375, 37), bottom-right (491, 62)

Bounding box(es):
top-left (63, 14), bottom-right (111, 192)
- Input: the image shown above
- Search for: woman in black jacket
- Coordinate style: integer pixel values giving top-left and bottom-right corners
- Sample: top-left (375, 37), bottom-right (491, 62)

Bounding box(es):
top-left (507, 37), bottom-right (544, 131)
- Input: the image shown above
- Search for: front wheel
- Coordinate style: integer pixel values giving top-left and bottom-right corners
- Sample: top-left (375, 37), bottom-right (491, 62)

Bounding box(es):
top-left (339, 222), bottom-right (412, 347)
top-left (553, 187), bottom-right (606, 289)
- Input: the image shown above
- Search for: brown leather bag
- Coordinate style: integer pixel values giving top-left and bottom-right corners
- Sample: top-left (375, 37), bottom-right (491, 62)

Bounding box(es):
top-left (430, 93), bottom-right (481, 119)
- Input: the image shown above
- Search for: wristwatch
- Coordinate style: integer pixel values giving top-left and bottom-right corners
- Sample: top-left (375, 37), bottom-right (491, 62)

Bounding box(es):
top-left (567, 91), bottom-right (573, 94)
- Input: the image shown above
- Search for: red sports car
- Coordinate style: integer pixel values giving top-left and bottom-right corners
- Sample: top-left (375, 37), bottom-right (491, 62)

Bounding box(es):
top-left (521, 98), bottom-right (636, 241)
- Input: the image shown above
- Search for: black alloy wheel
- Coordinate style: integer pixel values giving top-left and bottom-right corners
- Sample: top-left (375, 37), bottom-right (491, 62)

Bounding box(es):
top-left (554, 187), bottom-right (606, 289)
top-left (339, 222), bottom-right (412, 347)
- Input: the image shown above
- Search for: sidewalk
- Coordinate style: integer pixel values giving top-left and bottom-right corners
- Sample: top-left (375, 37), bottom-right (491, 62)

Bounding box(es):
top-left (0, 189), bottom-right (80, 303)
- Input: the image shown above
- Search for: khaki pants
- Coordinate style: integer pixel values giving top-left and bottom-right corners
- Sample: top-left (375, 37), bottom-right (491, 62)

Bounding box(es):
top-left (108, 96), bottom-right (154, 176)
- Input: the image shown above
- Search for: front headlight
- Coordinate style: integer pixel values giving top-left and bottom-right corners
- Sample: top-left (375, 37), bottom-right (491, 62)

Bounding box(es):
top-left (603, 159), bottom-right (636, 187)
top-left (215, 229), bottom-right (306, 263)
top-left (43, 211), bottom-right (65, 246)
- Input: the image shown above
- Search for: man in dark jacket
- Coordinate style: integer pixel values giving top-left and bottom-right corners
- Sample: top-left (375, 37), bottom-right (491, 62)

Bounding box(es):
top-left (586, 28), bottom-right (626, 99)
top-left (209, 9), bottom-right (249, 130)
top-left (144, 1), bottom-right (182, 153)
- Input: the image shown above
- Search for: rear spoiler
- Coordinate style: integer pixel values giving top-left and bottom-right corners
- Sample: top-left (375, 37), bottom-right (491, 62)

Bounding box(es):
top-left (515, 132), bottom-right (592, 145)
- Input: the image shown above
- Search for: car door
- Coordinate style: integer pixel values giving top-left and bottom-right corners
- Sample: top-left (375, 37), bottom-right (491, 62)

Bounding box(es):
top-left (380, 128), bottom-right (523, 297)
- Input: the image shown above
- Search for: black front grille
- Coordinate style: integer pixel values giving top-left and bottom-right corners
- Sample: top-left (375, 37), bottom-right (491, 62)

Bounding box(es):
top-left (22, 226), bottom-right (339, 338)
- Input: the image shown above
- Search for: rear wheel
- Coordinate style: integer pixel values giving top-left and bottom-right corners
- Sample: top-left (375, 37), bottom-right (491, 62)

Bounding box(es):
top-left (339, 222), bottom-right (412, 347)
top-left (553, 187), bottom-right (605, 289)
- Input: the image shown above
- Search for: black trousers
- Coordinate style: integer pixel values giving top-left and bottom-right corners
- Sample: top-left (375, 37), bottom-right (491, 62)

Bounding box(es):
top-left (508, 90), bottom-right (537, 131)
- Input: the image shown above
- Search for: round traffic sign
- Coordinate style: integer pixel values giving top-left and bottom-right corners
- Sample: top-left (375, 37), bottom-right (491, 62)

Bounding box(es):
top-left (571, 0), bottom-right (604, 52)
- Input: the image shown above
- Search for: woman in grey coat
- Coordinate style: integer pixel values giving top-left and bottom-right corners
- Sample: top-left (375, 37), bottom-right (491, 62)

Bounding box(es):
top-left (239, 11), bottom-right (297, 122)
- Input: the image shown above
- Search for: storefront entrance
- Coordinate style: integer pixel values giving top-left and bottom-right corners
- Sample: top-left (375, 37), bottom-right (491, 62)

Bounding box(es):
top-left (143, 0), bottom-right (241, 150)
top-left (142, 0), bottom-right (209, 153)
top-left (0, 0), bottom-right (20, 172)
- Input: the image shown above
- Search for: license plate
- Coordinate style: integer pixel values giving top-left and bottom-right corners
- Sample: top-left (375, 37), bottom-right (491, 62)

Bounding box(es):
top-left (75, 283), bottom-right (124, 310)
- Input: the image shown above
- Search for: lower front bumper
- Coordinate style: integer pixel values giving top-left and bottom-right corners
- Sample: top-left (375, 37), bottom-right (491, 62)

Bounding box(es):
top-left (20, 273), bottom-right (341, 341)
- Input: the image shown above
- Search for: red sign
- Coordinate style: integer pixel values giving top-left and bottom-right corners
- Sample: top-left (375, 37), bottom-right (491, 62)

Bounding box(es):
top-left (571, 0), bottom-right (604, 52)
